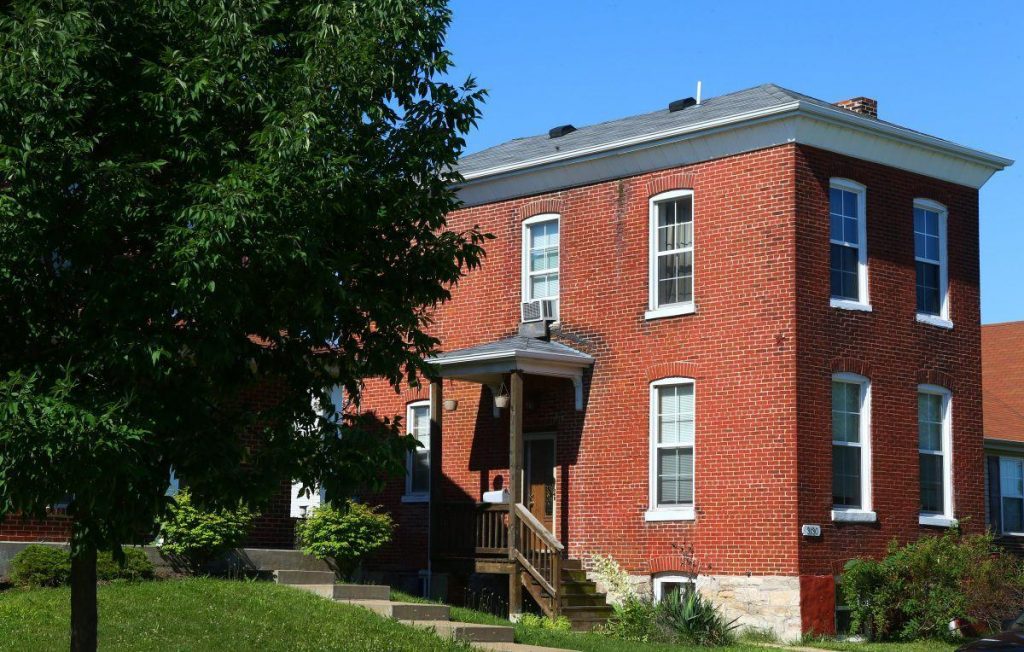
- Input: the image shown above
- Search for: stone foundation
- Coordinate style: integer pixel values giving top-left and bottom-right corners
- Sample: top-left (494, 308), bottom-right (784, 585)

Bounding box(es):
top-left (591, 570), bottom-right (803, 642)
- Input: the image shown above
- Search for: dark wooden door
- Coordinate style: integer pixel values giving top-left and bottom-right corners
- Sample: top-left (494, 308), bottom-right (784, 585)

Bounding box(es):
top-left (524, 437), bottom-right (555, 533)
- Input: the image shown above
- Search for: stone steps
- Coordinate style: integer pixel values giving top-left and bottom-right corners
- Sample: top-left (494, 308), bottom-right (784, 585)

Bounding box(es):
top-left (273, 570), bottom-right (564, 650)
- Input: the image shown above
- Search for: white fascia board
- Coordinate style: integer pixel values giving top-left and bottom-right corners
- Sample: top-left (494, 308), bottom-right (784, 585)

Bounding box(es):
top-left (456, 103), bottom-right (1012, 207)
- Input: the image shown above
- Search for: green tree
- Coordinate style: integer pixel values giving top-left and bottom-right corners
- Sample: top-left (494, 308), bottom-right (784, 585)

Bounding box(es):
top-left (0, 2), bottom-right (486, 650)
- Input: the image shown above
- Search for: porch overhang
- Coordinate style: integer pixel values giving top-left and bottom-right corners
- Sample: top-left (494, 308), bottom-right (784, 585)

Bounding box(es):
top-left (425, 336), bottom-right (593, 410)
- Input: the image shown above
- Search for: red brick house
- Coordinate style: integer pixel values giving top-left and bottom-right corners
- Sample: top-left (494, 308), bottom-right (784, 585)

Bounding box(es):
top-left (0, 84), bottom-right (1012, 637)
top-left (982, 321), bottom-right (1024, 554)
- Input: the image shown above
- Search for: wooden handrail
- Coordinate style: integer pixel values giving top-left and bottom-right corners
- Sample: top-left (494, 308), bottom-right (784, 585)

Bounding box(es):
top-left (512, 502), bottom-right (563, 617)
top-left (514, 503), bottom-right (563, 551)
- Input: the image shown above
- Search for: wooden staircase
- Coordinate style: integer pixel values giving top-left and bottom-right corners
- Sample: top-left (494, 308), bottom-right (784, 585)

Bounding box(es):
top-left (520, 557), bottom-right (614, 631)
top-left (512, 505), bottom-right (613, 631)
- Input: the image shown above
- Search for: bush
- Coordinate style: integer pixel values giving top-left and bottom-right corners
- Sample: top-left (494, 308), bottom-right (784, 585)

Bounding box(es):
top-left (519, 613), bottom-right (572, 631)
top-left (96, 547), bottom-right (154, 582)
top-left (659, 588), bottom-right (738, 646)
top-left (9, 545), bottom-right (70, 587)
top-left (158, 490), bottom-right (255, 570)
top-left (602, 596), bottom-right (661, 642)
top-left (842, 528), bottom-right (1024, 640)
top-left (9, 544), bottom-right (155, 587)
top-left (295, 500), bottom-right (393, 578)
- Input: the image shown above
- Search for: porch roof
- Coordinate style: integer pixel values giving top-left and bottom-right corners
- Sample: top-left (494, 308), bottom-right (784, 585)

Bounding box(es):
top-left (426, 336), bottom-right (593, 409)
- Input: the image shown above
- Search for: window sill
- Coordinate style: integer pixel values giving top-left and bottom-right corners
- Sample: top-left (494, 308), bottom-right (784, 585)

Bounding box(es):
top-left (401, 494), bottom-right (429, 504)
top-left (919, 514), bottom-right (957, 527)
top-left (645, 303), bottom-right (696, 321)
top-left (916, 313), bottom-right (953, 329)
top-left (831, 509), bottom-right (877, 523)
top-left (830, 298), bottom-right (873, 312)
top-left (645, 507), bottom-right (695, 522)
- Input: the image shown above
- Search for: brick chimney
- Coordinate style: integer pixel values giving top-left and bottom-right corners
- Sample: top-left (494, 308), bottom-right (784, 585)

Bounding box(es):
top-left (834, 97), bottom-right (878, 118)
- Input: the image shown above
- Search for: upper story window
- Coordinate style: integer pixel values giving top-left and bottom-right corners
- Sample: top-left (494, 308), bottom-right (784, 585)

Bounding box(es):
top-left (404, 400), bottom-right (431, 502)
top-left (829, 179), bottom-right (869, 310)
top-left (918, 386), bottom-right (954, 526)
top-left (647, 190), bottom-right (695, 319)
top-left (914, 199), bottom-right (951, 328)
top-left (646, 378), bottom-right (695, 521)
top-left (522, 214), bottom-right (560, 308)
top-left (1001, 457), bottom-right (1024, 535)
top-left (832, 373), bottom-right (875, 522)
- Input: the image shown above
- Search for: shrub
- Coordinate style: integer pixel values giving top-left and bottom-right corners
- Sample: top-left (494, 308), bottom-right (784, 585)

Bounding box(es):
top-left (295, 500), bottom-right (393, 578)
top-left (842, 528), bottom-right (1024, 640)
top-left (96, 547), bottom-right (154, 582)
top-left (9, 544), bottom-right (155, 587)
top-left (602, 595), bottom-right (661, 642)
top-left (158, 490), bottom-right (255, 570)
top-left (519, 613), bottom-right (571, 631)
top-left (9, 545), bottom-right (70, 587)
top-left (591, 554), bottom-right (641, 604)
top-left (659, 588), bottom-right (739, 646)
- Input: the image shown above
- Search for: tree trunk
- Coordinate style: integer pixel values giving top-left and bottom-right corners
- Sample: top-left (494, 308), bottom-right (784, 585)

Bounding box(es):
top-left (70, 528), bottom-right (97, 652)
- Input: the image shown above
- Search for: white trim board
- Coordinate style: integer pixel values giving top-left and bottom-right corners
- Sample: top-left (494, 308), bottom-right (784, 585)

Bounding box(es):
top-left (456, 108), bottom-right (1012, 207)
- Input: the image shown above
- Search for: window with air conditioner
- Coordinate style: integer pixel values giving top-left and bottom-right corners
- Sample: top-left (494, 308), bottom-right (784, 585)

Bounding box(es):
top-left (522, 214), bottom-right (559, 322)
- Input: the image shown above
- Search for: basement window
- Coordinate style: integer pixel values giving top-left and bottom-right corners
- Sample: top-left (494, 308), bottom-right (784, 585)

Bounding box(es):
top-left (653, 574), bottom-right (694, 602)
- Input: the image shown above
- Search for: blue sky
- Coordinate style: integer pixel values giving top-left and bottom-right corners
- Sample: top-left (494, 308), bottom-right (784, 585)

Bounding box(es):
top-left (446, 0), bottom-right (1023, 324)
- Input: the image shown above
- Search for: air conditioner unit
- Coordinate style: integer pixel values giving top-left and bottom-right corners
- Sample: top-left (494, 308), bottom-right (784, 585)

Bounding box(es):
top-left (521, 298), bottom-right (559, 323)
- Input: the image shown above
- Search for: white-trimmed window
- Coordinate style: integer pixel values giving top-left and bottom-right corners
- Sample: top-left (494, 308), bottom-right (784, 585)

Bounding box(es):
top-left (914, 199), bottom-right (950, 327)
top-left (829, 179), bottom-right (869, 310)
top-left (646, 378), bottom-right (695, 521)
top-left (647, 190), bottom-right (695, 319)
top-left (522, 214), bottom-right (559, 307)
top-left (404, 400), bottom-right (431, 501)
top-left (1001, 457), bottom-right (1024, 535)
top-left (918, 386), bottom-right (954, 525)
top-left (831, 373), bottom-right (874, 521)
top-left (653, 574), bottom-right (694, 602)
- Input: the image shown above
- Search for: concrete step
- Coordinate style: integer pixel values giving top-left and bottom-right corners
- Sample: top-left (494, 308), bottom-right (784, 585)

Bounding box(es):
top-left (343, 599), bottom-right (451, 621)
top-left (332, 583), bottom-right (391, 601)
top-left (477, 643), bottom-right (569, 652)
top-left (408, 620), bottom-right (515, 643)
top-left (274, 569), bottom-right (336, 585)
top-left (233, 548), bottom-right (331, 572)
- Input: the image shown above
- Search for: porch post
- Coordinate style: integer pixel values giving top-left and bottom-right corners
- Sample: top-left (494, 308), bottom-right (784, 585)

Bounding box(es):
top-left (428, 379), bottom-right (443, 597)
top-left (507, 370), bottom-right (524, 618)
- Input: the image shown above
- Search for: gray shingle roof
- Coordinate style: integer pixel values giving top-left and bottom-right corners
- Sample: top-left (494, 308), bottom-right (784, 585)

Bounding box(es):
top-left (428, 336), bottom-right (593, 365)
top-left (455, 83), bottom-right (954, 178)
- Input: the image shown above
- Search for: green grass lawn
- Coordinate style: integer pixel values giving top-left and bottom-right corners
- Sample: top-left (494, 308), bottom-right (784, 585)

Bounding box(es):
top-left (390, 589), bottom-right (765, 652)
top-left (799, 639), bottom-right (958, 652)
top-left (0, 578), bottom-right (470, 652)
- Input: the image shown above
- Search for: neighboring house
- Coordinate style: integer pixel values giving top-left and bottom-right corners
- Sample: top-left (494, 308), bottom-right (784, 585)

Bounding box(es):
top-left (0, 84), bottom-right (1012, 638)
top-left (982, 321), bottom-right (1024, 553)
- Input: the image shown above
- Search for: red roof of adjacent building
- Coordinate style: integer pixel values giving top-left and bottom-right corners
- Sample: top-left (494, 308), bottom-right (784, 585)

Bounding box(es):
top-left (983, 321), bottom-right (1024, 443)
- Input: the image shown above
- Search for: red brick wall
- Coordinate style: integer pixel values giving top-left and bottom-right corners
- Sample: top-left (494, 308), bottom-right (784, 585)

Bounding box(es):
top-left (793, 145), bottom-right (985, 579)
top-left (362, 144), bottom-right (804, 576)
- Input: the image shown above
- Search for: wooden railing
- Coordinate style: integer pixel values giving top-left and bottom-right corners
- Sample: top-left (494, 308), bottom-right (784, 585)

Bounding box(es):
top-left (513, 503), bottom-right (563, 616)
top-left (436, 502), bottom-right (509, 558)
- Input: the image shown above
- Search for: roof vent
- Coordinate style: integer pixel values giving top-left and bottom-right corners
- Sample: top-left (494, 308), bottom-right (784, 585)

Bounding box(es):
top-left (548, 124), bottom-right (576, 139)
top-left (668, 97), bottom-right (697, 112)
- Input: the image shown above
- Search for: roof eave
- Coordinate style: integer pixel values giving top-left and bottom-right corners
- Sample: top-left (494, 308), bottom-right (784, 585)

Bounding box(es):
top-left (457, 101), bottom-right (1012, 187)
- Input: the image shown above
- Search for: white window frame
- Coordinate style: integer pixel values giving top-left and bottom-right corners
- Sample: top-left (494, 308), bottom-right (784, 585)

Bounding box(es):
top-left (831, 373), bottom-right (875, 522)
top-left (917, 385), bottom-right (955, 526)
top-left (913, 199), bottom-right (952, 329)
top-left (522, 213), bottom-right (560, 308)
top-left (646, 377), bottom-right (696, 522)
top-left (646, 189), bottom-right (696, 320)
top-left (653, 573), bottom-right (694, 602)
top-left (403, 400), bottom-right (431, 503)
top-left (1000, 456), bottom-right (1024, 537)
top-left (829, 178), bottom-right (871, 312)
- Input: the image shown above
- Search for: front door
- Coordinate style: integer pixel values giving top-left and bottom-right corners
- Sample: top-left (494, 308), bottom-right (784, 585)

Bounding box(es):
top-left (524, 436), bottom-right (555, 533)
